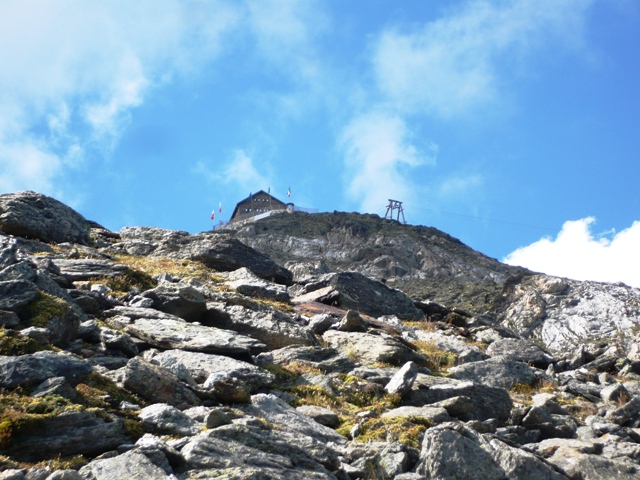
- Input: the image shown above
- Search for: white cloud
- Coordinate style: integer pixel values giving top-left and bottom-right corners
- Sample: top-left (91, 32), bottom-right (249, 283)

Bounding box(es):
top-left (372, 0), bottom-right (595, 117)
top-left (503, 217), bottom-right (640, 288)
top-left (0, 0), bottom-right (238, 194)
top-left (194, 150), bottom-right (271, 195)
top-left (340, 111), bottom-right (437, 214)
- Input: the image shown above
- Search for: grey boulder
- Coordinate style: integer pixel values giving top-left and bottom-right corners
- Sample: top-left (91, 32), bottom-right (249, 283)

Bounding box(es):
top-left (79, 450), bottom-right (175, 480)
top-left (0, 191), bottom-right (91, 245)
top-left (139, 403), bottom-right (201, 436)
top-left (123, 316), bottom-right (267, 355)
top-left (0, 351), bottom-right (93, 389)
top-left (448, 357), bottom-right (537, 389)
top-left (144, 349), bottom-right (274, 390)
top-left (122, 357), bottom-right (201, 407)
top-left (0, 410), bottom-right (130, 462)
top-left (486, 338), bottom-right (554, 368)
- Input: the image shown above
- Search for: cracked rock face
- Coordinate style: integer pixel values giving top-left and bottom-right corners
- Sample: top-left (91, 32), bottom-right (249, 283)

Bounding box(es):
top-left (0, 191), bottom-right (92, 245)
top-left (500, 275), bottom-right (640, 353)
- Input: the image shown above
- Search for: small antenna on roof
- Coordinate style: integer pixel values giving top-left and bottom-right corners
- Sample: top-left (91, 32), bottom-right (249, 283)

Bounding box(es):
top-left (384, 199), bottom-right (406, 224)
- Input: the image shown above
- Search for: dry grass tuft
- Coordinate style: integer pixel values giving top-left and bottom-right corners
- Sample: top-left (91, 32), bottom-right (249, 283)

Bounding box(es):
top-left (412, 340), bottom-right (458, 372)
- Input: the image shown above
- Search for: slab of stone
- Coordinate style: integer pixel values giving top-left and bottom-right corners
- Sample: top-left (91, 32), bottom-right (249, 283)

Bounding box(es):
top-left (415, 423), bottom-right (507, 479)
top-left (0, 280), bottom-right (39, 311)
top-left (448, 357), bottom-right (537, 389)
top-left (180, 424), bottom-right (338, 478)
top-left (122, 358), bottom-right (201, 407)
top-left (0, 351), bottom-right (93, 389)
top-left (124, 317), bottom-right (266, 355)
top-left (145, 349), bottom-right (274, 390)
top-left (308, 313), bottom-right (338, 335)
top-left (206, 302), bottom-right (317, 350)
top-left (605, 397), bottom-right (640, 426)
top-left (139, 404), bottom-right (201, 436)
top-left (225, 267), bottom-right (290, 302)
top-left (0, 309), bottom-right (20, 327)
top-left (293, 271), bottom-right (423, 320)
top-left (385, 361), bottom-right (418, 396)
top-left (404, 381), bottom-right (513, 423)
top-left (336, 310), bottom-right (368, 332)
top-left (256, 344), bottom-right (356, 374)
top-left (323, 330), bottom-right (427, 367)
top-left (79, 450), bottom-right (175, 480)
top-left (382, 406), bottom-right (450, 424)
top-left (486, 338), bottom-right (554, 368)
top-left (50, 259), bottom-right (127, 281)
top-left (547, 448), bottom-right (640, 480)
top-left (241, 394), bottom-right (346, 445)
top-left (0, 411), bottom-right (129, 462)
top-left (140, 283), bottom-right (207, 322)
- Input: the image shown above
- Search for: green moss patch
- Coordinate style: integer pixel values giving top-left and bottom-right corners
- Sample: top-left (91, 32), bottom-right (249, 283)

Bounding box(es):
top-left (0, 328), bottom-right (51, 355)
top-left (338, 416), bottom-right (431, 449)
top-left (101, 267), bottom-right (156, 295)
top-left (412, 340), bottom-right (458, 372)
top-left (74, 372), bottom-right (146, 413)
top-left (19, 292), bottom-right (69, 328)
top-left (0, 392), bottom-right (82, 450)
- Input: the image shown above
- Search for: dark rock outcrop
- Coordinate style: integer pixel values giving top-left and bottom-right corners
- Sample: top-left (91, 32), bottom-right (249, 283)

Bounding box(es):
top-left (116, 226), bottom-right (293, 285)
top-left (292, 271), bottom-right (424, 320)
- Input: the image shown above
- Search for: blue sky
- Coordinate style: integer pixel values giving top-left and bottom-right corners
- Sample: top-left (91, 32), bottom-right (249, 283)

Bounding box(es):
top-left (1, 0), bottom-right (639, 287)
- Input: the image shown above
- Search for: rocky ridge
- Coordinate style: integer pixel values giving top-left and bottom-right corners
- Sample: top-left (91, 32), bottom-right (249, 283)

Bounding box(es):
top-left (0, 191), bottom-right (639, 479)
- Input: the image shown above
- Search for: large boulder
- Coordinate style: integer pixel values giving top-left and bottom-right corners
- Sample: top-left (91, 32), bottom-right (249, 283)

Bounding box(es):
top-left (322, 330), bottom-right (427, 367)
top-left (122, 357), bottom-right (201, 407)
top-left (448, 357), bottom-right (538, 389)
top-left (117, 226), bottom-right (293, 285)
top-left (122, 317), bottom-right (267, 356)
top-left (404, 380), bottom-right (513, 423)
top-left (0, 410), bottom-right (130, 462)
top-left (140, 282), bottom-right (207, 322)
top-left (0, 191), bottom-right (91, 245)
top-left (224, 267), bottom-right (290, 302)
top-left (206, 302), bottom-right (317, 350)
top-left (180, 424), bottom-right (339, 478)
top-left (0, 351), bottom-right (93, 389)
top-left (0, 280), bottom-right (39, 311)
top-left (292, 272), bottom-right (423, 320)
top-left (144, 349), bottom-right (274, 390)
top-left (486, 338), bottom-right (554, 368)
top-left (415, 423), bottom-right (567, 480)
top-left (79, 450), bottom-right (175, 480)
top-left (50, 259), bottom-right (127, 281)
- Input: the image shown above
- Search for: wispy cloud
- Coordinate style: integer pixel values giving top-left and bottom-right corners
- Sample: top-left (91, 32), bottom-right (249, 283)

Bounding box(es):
top-left (0, 0), bottom-right (238, 195)
top-left (194, 149), bottom-right (271, 195)
top-left (372, 0), bottom-right (596, 117)
top-left (503, 217), bottom-right (640, 288)
top-left (245, 0), bottom-right (331, 120)
top-left (340, 111), bottom-right (437, 214)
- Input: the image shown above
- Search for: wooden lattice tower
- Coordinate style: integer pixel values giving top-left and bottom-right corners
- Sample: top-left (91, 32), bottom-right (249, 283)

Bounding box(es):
top-left (384, 199), bottom-right (406, 224)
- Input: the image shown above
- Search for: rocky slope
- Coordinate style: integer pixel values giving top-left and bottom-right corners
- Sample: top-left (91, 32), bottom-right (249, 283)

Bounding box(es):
top-left (225, 210), bottom-right (640, 356)
top-left (1, 191), bottom-right (640, 479)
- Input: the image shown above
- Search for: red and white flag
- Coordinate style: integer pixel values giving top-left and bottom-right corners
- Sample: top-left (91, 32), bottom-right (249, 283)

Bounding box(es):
top-left (210, 210), bottom-right (215, 220)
